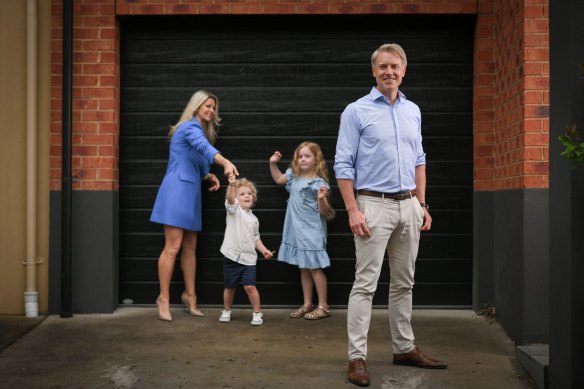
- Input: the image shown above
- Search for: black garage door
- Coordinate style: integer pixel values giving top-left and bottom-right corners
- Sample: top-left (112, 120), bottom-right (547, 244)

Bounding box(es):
top-left (119, 15), bottom-right (474, 307)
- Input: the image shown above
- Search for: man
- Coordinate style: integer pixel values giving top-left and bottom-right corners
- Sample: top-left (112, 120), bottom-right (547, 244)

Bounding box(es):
top-left (334, 43), bottom-right (447, 387)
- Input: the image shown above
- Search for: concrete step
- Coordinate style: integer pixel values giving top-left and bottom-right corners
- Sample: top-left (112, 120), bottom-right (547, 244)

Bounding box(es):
top-left (517, 344), bottom-right (549, 389)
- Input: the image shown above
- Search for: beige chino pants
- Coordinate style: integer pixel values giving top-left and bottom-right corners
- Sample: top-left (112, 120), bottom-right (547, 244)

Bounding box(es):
top-left (347, 195), bottom-right (424, 360)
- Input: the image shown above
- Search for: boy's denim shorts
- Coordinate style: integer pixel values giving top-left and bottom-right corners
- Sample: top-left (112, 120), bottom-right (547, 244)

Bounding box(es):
top-left (223, 257), bottom-right (257, 288)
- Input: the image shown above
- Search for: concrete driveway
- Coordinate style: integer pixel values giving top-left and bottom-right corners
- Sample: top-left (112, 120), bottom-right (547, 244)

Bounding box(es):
top-left (0, 308), bottom-right (535, 388)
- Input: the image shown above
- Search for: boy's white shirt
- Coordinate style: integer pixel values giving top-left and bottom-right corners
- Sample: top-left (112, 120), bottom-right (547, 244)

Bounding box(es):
top-left (220, 198), bottom-right (261, 266)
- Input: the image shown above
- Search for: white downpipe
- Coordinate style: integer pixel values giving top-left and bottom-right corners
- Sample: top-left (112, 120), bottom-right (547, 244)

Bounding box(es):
top-left (24, 0), bottom-right (41, 318)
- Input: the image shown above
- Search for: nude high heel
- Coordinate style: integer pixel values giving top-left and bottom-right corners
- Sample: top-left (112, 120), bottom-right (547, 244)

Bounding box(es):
top-left (181, 292), bottom-right (204, 317)
top-left (156, 297), bottom-right (173, 322)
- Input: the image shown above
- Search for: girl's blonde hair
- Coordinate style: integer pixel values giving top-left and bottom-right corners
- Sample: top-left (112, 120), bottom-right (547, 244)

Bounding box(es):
top-left (230, 178), bottom-right (258, 205)
top-left (168, 90), bottom-right (221, 144)
top-left (291, 142), bottom-right (330, 181)
top-left (291, 142), bottom-right (335, 220)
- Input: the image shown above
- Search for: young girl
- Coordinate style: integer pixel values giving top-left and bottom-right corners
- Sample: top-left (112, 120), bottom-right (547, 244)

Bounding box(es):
top-left (269, 142), bottom-right (334, 320)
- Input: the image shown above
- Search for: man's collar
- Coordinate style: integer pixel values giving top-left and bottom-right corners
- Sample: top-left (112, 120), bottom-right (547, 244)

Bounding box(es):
top-left (370, 87), bottom-right (406, 103)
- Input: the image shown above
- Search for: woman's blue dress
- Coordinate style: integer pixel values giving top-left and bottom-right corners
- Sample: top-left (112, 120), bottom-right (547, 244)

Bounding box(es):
top-left (150, 119), bottom-right (219, 231)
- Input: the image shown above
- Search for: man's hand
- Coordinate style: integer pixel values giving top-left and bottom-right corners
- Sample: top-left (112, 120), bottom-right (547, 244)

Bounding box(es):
top-left (421, 208), bottom-right (432, 231)
top-left (348, 207), bottom-right (371, 238)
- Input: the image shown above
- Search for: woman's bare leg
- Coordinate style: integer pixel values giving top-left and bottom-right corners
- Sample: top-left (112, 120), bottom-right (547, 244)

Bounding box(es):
top-left (157, 225), bottom-right (184, 319)
top-left (180, 231), bottom-right (201, 312)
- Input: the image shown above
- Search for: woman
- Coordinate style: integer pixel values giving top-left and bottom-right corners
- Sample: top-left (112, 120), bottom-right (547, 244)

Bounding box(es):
top-left (150, 90), bottom-right (238, 321)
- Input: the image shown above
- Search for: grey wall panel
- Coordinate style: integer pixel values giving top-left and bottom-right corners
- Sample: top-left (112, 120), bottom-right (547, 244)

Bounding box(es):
top-left (49, 191), bottom-right (119, 313)
top-left (474, 189), bottom-right (549, 344)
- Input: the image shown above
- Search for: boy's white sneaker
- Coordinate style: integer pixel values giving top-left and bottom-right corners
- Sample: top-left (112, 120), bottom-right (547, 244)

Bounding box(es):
top-left (219, 309), bottom-right (232, 323)
top-left (251, 312), bottom-right (263, 326)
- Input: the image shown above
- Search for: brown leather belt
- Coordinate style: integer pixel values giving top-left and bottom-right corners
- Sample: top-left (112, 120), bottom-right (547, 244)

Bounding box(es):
top-left (357, 189), bottom-right (416, 200)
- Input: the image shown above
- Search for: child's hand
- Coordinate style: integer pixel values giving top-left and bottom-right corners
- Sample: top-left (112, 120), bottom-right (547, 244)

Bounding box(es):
top-left (263, 249), bottom-right (275, 259)
top-left (270, 151), bottom-right (282, 163)
top-left (318, 186), bottom-right (329, 200)
top-left (228, 175), bottom-right (237, 185)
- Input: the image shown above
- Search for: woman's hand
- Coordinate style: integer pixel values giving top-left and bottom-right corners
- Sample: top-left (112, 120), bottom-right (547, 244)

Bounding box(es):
top-left (213, 154), bottom-right (239, 178)
top-left (223, 161), bottom-right (239, 178)
top-left (206, 173), bottom-right (220, 192)
top-left (270, 151), bottom-right (282, 163)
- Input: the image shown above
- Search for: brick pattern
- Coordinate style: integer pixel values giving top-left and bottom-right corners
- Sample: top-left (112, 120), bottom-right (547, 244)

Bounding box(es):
top-left (50, 0), bottom-right (550, 192)
top-left (115, 0), bottom-right (478, 15)
top-left (50, 0), bottom-right (120, 191)
top-left (473, 0), bottom-right (496, 190)
top-left (473, 0), bottom-right (549, 191)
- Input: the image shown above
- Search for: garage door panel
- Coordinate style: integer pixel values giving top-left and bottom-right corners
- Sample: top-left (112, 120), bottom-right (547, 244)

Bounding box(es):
top-left (122, 63), bottom-right (472, 88)
top-left (121, 136), bottom-right (472, 161)
top-left (118, 281), bottom-right (471, 306)
top-left (121, 208), bottom-right (472, 236)
top-left (120, 186), bottom-right (158, 209)
top-left (425, 186), bottom-right (473, 209)
top-left (121, 87), bottom-right (472, 113)
top-left (121, 112), bottom-right (472, 137)
top-left (119, 185), bottom-right (314, 210)
top-left (186, 209), bottom-right (472, 235)
top-left (119, 185), bottom-right (472, 211)
top-left (122, 15), bottom-right (473, 40)
top-left (120, 15), bottom-right (474, 307)
top-left (120, 257), bottom-right (471, 285)
top-left (122, 38), bottom-right (472, 65)
top-left (121, 232), bottom-right (471, 260)
top-left (422, 113), bottom-right (472, 136)
top-left (418, 234), bottom-right (472, 258)
top-left (120, 161), bottom-right (166, 185)
top-left (330, 258), bottom-right (472, 283)
top-left (119, 233), bottom-right (322, 258)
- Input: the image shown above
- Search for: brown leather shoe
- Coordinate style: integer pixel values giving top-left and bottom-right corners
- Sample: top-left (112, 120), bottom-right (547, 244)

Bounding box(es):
top-left (348, 358), bottom-right (370, 386)
top-left (393, 346), bottom-right (447, 369)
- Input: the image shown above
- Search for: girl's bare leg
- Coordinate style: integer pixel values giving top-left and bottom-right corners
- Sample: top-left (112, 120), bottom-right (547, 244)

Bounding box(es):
top-left (300, 268), bottom-right (314, 307)
top-left (310, 268), bottom-right (329, 308)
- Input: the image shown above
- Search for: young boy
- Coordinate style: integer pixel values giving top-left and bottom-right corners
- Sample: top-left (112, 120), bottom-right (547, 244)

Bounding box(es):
top-left (219, 176), bottom-right (273, 326)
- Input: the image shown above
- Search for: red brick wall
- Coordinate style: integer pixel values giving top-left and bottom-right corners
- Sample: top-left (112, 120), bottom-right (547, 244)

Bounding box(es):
top-left (115, 1), bottom-right (478, 15)
top-left (50, 0), bottom-right (549, 192)
top-left (474, 0), bottom-right (549, 191)
top-left (50, 0), bottom-right (120, 191)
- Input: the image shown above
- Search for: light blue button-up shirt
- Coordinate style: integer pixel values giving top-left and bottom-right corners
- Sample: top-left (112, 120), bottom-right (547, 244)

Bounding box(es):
top-left (334, 87), bottom-right (426, 193)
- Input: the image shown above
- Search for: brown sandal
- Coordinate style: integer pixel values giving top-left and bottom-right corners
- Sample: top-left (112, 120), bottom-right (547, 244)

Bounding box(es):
top-left (289, 305), bottom-right (313, 318)
top-left (304, 306), bottom-right (330, 320)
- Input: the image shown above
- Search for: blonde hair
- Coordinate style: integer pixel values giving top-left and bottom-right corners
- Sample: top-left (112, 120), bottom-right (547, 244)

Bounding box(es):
top-left (291, 142), bottom-right (335, 220)
top-left (168, 90), bottom-right (221, 144)
top-left (291, 142), bottom-right (330, 181)
top-left (371, 43), bottom-right (408, 68)
top-left (230, 178), bottom-right (258, 205)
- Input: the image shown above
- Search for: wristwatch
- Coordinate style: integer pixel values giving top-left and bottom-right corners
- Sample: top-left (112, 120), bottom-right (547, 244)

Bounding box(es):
top-left (420, 202), bottom-right (429, 210)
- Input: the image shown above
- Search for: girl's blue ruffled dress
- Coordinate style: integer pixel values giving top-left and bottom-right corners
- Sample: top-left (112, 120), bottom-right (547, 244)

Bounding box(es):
top-left (278, 168), bottom-right (330, 269)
